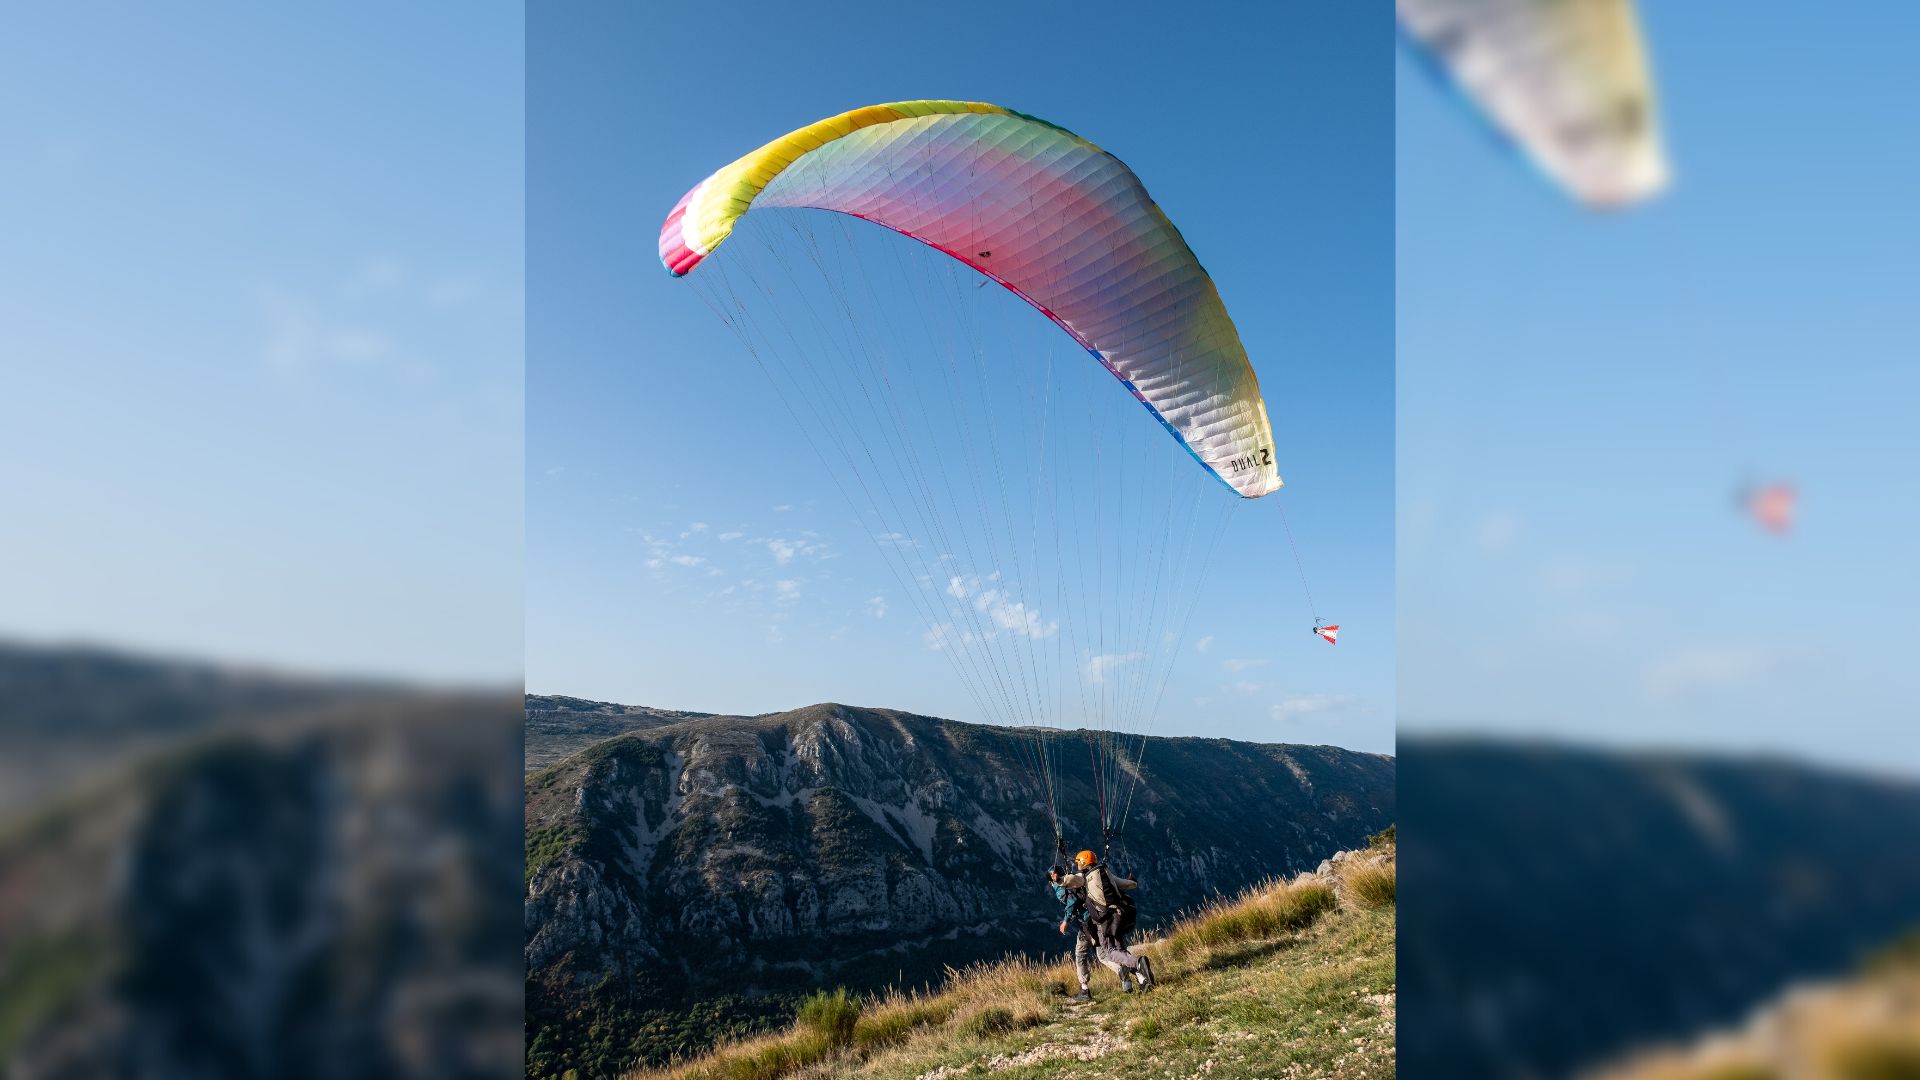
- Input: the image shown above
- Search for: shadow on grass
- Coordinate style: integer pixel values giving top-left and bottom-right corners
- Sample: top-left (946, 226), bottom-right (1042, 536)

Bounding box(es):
top-left (1197, 936), bottom-right (1303, 972)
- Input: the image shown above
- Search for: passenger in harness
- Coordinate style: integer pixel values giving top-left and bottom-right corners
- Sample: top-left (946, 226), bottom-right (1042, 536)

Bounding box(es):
top-left (1058, 849), bottom-right (1155, 991)
top-left (1047, 865), bottom-right (1097, 1002)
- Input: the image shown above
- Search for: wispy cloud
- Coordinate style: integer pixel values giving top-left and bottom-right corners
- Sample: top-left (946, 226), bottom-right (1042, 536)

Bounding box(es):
top-left (1088, 651), bottom-right (1147, 684)
top-left (945, 574), bottom-right (1057, 640)
top-left (1537, 557), bottom-right (1636, 596)
top-left (775, 579), bottom-right (801, 602)
top-left (766, 536), bottom-right (829, 565)
top-left (261, 287), bottom-right (398, 373)
top-left (1195, 635), bottom-right (1215, 654)
top-left (865, 595), bottom-right (887, 619)
top-left (1270, 694), bottom-right (1361, 724)
top-left (1642, 643), bottom-right (1796, 703)
top-left (925, 622), bottom-right (980, 651)
top-left (1222, 657), bottom-right (1269, 673)
top-left (259, 257), bottom-right (490, 378)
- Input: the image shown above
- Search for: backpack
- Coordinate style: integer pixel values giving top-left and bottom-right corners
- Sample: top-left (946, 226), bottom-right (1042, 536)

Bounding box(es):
top-left (1089, 865), bottom-right (1137, 938)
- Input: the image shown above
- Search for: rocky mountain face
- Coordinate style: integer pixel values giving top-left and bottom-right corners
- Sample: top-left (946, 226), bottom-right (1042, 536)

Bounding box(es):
top-left (523, 701), bottom-right (1395, 1072)
top-left (1397, 736), bottom-right (1920, 1080)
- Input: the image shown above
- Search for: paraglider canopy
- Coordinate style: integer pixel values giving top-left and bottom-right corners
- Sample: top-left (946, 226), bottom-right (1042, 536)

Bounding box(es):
top-left (1314, 620), bottom-right (1340, 645)
top-left (659, 99), bottom-right (1282, 499)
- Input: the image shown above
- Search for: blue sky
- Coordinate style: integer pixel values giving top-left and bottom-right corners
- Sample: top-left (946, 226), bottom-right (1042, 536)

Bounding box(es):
top-left (528, 1), bottom-right (1394, 753)
top-left (1, 5), bottom-right (523, 683)
top-left (1397, 3), bottom-right (1920, 773)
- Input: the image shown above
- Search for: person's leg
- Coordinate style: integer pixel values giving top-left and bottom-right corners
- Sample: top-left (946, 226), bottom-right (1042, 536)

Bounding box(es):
top-left (1095, 916), bottom-right (1143, 980)
top-left (1128, 936), bottom-right (1156, 989)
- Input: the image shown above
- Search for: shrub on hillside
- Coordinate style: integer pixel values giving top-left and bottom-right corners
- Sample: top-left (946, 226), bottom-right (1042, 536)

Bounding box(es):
top-left (794, 988), bottom-right (859, 1048)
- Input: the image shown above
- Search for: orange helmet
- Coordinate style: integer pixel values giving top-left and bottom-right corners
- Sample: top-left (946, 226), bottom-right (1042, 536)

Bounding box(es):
top-left (1075, 850), bottom-right (1097, 868)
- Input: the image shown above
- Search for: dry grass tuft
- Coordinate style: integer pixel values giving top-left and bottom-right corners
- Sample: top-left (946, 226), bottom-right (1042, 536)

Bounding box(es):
top-left (1341, 861), bottom-right (1396, 910)
top-left (1158, 877), bottom-right (1337, 962)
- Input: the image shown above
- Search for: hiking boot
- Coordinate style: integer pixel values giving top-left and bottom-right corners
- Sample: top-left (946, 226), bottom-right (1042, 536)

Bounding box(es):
top-left (1120, 978), bottom-right (1135, 993)
top-left (1136, 956), bottom-right (1156, 991)
top-left (1068, 989), bottom-right (1092, 1004)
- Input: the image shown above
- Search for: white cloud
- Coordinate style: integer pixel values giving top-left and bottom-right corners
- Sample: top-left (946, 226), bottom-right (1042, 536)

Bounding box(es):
top-left (945, 575), bottom-right (1056, 639)
top-left (772, 504), bottom-right (794, 512)
top-left (1194, 635), bottom-right (1215, 654)
top-left (1088, 652), bottom-right (1147, 684)
top-left (261, 288), bottom-right (399, 373)
top-left (1223, 658), bottom-right (1269, 673)
top-left (343, 256), bottom-right (407, 299)
top-left (775, 579), bottom-right (801, 602)
top-left (924, 622), bottom-right (993, 652)
top-left (989, 598), bottom-right (1056, 639)
top-left (1270, 694), bottom-right (1361, 724)
top-left (766, 536), bottom-right (828, 565)
top-left (668, 554), bottom-right (706, 568)
top-left (718, 531), bottom-right (744, 542)
top-left (865, 595), bottom-right (887, 619)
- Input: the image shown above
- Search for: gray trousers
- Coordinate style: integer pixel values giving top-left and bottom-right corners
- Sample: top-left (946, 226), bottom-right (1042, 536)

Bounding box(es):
top-left (1078, 924), bottom-right (1138, 983)
top-left (1093, 909), bottom-right (1142, 973)
top-left (1073, 930), bottom-right (1094, 987)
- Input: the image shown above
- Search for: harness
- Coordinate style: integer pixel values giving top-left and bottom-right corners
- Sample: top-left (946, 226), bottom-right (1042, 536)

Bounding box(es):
top-left (1084, 863), bottom-right (1137, 940)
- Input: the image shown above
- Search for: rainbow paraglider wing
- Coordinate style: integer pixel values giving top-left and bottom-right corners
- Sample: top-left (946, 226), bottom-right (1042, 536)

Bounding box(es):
top-left (1398, 0), bottom-right (1670, 209)
top-left (659, 100), bottom-right (1281, 499)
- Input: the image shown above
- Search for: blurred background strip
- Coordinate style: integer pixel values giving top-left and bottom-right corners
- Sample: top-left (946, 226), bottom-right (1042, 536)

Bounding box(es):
top-left (0, 5), bottom-right (525, 1077)
top-left (1398, 1), bottom-right (1920, 1076)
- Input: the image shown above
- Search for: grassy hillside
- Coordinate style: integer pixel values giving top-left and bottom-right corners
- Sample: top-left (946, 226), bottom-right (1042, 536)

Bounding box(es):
top-left (525, 702), bottom-right (1394, 1076)
top-left (613, 835), bottom-right (1395, 1080)
top-left (1586, 928), bottom-right (1920, 1080)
